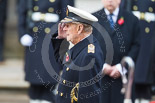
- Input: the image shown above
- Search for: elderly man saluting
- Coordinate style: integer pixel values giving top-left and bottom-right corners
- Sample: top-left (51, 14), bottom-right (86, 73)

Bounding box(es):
top-left (51, 5), bottom-right (104, 103)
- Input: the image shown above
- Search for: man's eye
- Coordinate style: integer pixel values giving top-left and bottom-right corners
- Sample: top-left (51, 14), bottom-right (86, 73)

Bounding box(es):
top-left (66, 24), bottom-right (69, 27)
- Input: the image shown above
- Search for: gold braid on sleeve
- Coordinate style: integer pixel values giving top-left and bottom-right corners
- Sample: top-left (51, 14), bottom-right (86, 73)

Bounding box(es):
top-left (71, 83), bottom-right (79, 103)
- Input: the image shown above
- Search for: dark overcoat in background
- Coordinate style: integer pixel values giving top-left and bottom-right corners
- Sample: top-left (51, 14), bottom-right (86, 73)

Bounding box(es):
top-left (131, 0), bottom-right (155, 99)
top-left (93, 8), bottom-right (140, 103)
top-left (132, 0), bottom-right (155, 85)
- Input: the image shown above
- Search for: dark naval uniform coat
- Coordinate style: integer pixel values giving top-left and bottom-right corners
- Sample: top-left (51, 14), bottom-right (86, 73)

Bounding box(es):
top-left (131, 0), bottom-right (155, 99)
top-left (120, 0), bottom-right (155, 99)
top-left (150, 30), bottom-right (155, 84)
top-left (52, 34), bottom-right (104, 103)
top-left (132, 0), bottom-right (155, 84)
top-left (151, 32), bottom-right (155, 95)
top-left (18, 0), bottom-right (74, 101)
top-left (93, 8), bottom-right (140, 103)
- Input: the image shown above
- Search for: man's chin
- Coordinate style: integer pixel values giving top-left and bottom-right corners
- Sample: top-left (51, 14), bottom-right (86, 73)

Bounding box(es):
top-left (107, 7), bottom-right (114, 11)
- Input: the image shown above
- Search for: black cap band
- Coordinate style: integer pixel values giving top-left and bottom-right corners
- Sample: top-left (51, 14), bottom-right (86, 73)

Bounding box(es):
top-left (67, 12), bottom-right (93, 25)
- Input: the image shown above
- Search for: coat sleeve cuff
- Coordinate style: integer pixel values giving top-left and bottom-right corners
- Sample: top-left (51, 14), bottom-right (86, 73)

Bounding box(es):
top-left (116, 63), bottom-right (127, 76)
top-left (102, 63), bottom-right (108, 74)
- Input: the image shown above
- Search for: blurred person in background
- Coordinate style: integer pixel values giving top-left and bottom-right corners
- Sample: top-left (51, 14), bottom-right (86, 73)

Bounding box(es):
top-left (0, 0), bottom-right (7, 63)
top-left (150, 30), bottom-right (155, 99)
top-left (131, 1), bottom-right (155, 103)
top-left (18, 0), bottom-right (74, 103)
top-left (120, 0), bottom-right (155, 102)
top-left (93, 0), bottom-right (140, 103)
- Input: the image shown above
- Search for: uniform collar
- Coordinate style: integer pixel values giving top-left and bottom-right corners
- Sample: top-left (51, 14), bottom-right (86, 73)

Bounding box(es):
top-left (62, 34), bottom-right (97, 64)
top-left (68, 34), bottom-right (90, 50)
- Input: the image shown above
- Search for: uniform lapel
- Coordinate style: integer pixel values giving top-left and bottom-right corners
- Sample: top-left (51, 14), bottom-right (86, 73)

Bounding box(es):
top-left (62, 50), bottom-right (71, 64)
top-left (71, 35), bottom-right (96, 59)
top-left (115, 9), bottom-right (123, 28)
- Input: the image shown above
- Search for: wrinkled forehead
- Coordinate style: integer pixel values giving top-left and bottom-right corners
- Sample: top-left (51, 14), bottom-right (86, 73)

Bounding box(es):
top-left (102, 0), bottom-right (121, 3)
top-left (62, 22), bottom-right (81, 26)
top-left (102, 0), bottom-right (121, 1)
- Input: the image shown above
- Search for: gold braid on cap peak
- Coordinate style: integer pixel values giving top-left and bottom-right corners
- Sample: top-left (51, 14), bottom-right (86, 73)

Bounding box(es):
top-left (71, 83), bottom-right (79, 103)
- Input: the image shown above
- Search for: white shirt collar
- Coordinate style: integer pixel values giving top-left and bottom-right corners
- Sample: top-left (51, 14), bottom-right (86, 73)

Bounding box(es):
top-left (69, 41), bottom-right (74, 50)
top-left (104, 7), bottom-right (119, 23)
top-left (104, 7), bottom-right (119, 16)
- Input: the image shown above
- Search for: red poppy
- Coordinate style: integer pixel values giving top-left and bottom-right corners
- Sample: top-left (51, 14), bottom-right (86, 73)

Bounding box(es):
top-left (66, 56), bottom-right (69, 62)
top-left (118, 17), bottom-right (124, 25)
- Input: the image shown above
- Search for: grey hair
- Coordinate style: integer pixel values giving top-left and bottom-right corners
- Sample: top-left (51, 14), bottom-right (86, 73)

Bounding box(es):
top-left (73, 22), bottom-right (93, 33)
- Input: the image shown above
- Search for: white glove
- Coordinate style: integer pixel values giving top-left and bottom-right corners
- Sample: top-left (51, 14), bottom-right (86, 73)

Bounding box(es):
top-left (20, 34), bottom-right (33, 46)
top-left (135, 99), bottom-right (150, 103)
top-left (124, 99), bottom-right (132, 103)
top-left (115, 63), bottom-right (127, 76)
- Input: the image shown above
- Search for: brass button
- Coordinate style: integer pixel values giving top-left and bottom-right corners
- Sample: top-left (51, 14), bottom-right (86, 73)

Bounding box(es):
top-left (145, 27), bottom-right (150, 33)
top-left (48, 7), bottom-right (54, 12)
top-left (34, 6), bottom-right (39, 11)
top-left (140, 12), bottom-right (145, 20)
top-left (60, 93), bottom-right (63, 96)
top-left (49, 0), bottom-right (55, 3)
top-left (147, 20), bottom-right (151, 23)
top-left (151, 0), bottom-right (155, 2)
top-left (63, 80), bottom-right (66, 84)
top-left (33, 27), bottom-right (38, 32)
top-left (45, 28), bottom-right (51, 34)
top-left (40, 13), bottom-right (45, 20)
top-left (34, 0), bottom-right (38, 1)
top-left (133, 5), bottom-right (138, 11)
top-left (66, 67), bottom-right (70, 71)
top-left (149, 7), bottom-right (153, 12)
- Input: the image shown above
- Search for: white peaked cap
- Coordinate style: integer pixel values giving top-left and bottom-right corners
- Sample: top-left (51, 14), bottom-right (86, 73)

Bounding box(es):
top-left (61, 5), bottom-right (98, 25)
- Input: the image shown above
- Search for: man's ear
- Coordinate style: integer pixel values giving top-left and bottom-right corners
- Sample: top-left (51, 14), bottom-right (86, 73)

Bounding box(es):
top-left (77, 24), bottom-right (84, 34)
